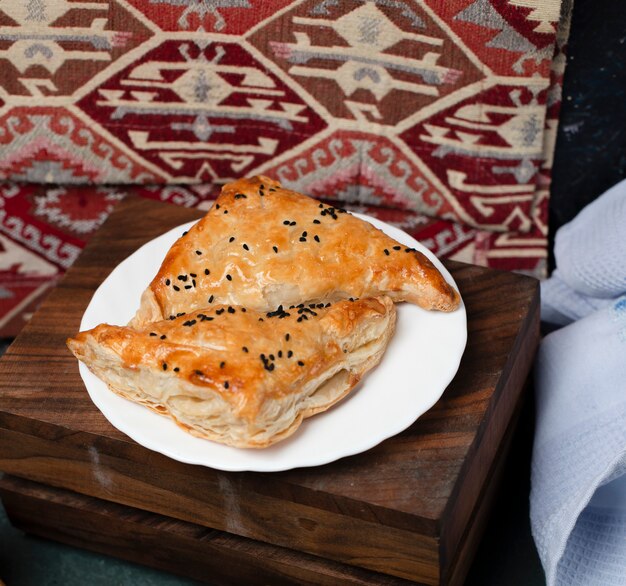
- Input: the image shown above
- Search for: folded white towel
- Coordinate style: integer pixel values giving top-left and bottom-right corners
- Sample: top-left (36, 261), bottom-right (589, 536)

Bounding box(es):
top-left (531, 298), bottom-right (626, 585)
top-left (554, 179), bottom-right (626, 298)
top-left (540, 269), bottom-right (616, 326)
top-left (532, 178), bottom-right (626, 585)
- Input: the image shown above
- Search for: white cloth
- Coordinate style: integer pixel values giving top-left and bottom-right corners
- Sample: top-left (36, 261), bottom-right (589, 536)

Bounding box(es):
top-left (531, 179), bottom-right (626, 585)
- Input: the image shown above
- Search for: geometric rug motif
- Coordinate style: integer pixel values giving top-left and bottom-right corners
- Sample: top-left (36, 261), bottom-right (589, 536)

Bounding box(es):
top-left (126, 0), bottom-right (295, 34)
top-left (248, 0), bottom-right (487, 125)
top-left (264, 130), bottom-right (455, 219)
top-left (0, 107), bottom-right (160, 184)
top-left (77, 40), bottom-right (328, 183)
top-left (399, 83), bottom-right (548, 232)
top-left (0, 0), bottom-right (152, 98)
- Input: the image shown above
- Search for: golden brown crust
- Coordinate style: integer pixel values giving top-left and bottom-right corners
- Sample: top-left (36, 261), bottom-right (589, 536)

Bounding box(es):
top-left (130, 176), bottom-right (459, 328)
top-left (68, 297), bottom-right (396, 448)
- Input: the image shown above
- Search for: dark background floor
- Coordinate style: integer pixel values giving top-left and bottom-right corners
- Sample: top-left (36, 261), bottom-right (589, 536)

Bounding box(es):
top-left (2, 0), bottom-right (626, 582)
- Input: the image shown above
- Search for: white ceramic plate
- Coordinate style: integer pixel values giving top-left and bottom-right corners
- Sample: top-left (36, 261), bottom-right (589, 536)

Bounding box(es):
top-left (78, 214), bottom-right (467, 472)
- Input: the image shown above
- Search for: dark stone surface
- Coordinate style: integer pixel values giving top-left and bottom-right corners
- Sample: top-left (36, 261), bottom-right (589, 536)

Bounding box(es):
top-left (549, 0), bottom-right (626, 268)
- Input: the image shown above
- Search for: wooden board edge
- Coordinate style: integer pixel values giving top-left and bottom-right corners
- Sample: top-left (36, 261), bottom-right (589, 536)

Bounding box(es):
top-left (0, 475), bottom-right (417, 586)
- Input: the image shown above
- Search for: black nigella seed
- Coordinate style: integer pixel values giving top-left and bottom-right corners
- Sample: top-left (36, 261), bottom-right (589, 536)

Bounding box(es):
top-left (243, 243), bottom-right (249, 250)
top-left (285, 333), bottom-right (290, 341)
top-left (313, 219), bottom-right (321, 224)
top-left (169, 316), bottom-right (175, 320)
top-left (314, 235), bottom-right (320, 242)
top-left (183, 319), bottom-right (196, 326)
top-left (302, 231), bottom-right (307, 238)
top-left (287, 350), bottom-right (293, 358)
top-left (162, 363), bottom-right (168, 371)
top-left (177, 312), bottom-right (186, 317)
top-left (283, 220), bottom-right (290, 225)
top-left (227, 306), bottom-right (235, 314)
top-left (173, 285), bottom-right (180, 291)
top-left (241, 308), bottom-right (246, 312)
top-left (297, 361), bottom-right (305, 367)
top-left (208, 295), bottom-right (214, 303)
top-left (165, 279), bottom-right (170, 285)
top-left (269, 187), bottom-right (276, 192)
top-left (192, 280), bottom-right (196, 287)
top-left (319, 203), bottom-right (324, 208)
top-left (384, 249), bottom-right (390, 256)
top-left (216, 308), bottom-right (224, 315)
top-left (195, 250), bottom-right (202, 255)
top-left (226, 274), bottom-right (232, 281)
top-left (259, 317), bottom-right (264, 321)
top-left (273, 246), bottom-right (278, 253)
top-left (229, 236), bottom-right (235, 242)
top-left (190, 273), bottom-right (197, 278)
top-left (325, 303), bottom-right (331, 307)
top-left (260, 184), bottom-right (265, 189)
top-left (149, 332), bottom-right (157, 337)
top-left (223, 210), bottom-right (228, 214)
top-left (290, 221), bottom-right (296, 226)
top-left (178, 275), bottom-right (187, 281)
top-left (173, 367), bottom-right (180, 372)
top-left (269, 354), bottom-right (275, 361)
top-left (317, 303), bottom-right (324, 308)
top-left (242, 346), bottom-right (249, 353)
top-left (234, 193), bottom-right (247, 199)
top-left (278, 350), bottom-right (283, 358)
top-left (215, 204), bottom-right (220, 209)
top-left (405, 248), bottom-right (412, 253)
top-left (160, 335), bottom-right (166, 340)
top-left (393, 246), bottom-right (401, 251)
top-left (205, 268), bottom-right (210, 275)
top-left (182, 231), bottom-right (188, 236)
top-left (299, 237), bottom-right (306, 242)
top-left (184, 285), bottom-right (192, 289)
top-left (220, 361), bottom-right (225, 368)
top-left (195, 370), bottom-right (203, 376)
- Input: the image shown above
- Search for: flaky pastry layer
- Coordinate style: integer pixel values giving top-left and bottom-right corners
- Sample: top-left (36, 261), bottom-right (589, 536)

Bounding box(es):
top-left (68, 297), bottom-right (396, 448)
top-left (131, 176), bottom-right (459, 328)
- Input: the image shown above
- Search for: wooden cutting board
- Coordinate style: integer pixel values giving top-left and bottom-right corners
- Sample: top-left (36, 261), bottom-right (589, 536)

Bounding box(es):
top-left (0, 197), bottom-right (539, 585)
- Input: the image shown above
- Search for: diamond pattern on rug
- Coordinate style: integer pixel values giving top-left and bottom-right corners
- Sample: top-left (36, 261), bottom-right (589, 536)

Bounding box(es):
top-left (77, 39), bottom-right (328, 183)
top-left (0, 0), bottom-right (153, 98)
top-left (249, 0), bottom-right (486, 125)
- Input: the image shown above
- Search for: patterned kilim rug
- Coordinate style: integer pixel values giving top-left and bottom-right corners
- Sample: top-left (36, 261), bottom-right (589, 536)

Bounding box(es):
top-left (0, 0), bottom-right (571, 337)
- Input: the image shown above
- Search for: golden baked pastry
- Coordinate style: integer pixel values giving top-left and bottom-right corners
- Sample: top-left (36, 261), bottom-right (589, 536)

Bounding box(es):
top-left (68, 297), bottom-right (396, 448)
top-left (131, 176), bottom-right (459, 328)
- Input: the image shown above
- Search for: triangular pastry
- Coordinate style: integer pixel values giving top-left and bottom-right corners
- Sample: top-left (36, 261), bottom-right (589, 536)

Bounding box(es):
top-left (131, 176), bottom-right (459, 328)
top-left (68, 297), bottom-right (396, 448)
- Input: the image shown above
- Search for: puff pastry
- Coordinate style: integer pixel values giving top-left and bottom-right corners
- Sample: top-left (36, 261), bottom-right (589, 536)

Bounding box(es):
top-left (68, 297), bottom-right (396, 448)
top-left (131, 176), bottom-right (459, 328)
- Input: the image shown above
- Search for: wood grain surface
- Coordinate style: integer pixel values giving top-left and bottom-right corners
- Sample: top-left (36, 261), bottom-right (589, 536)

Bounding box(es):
top-left (0, 197), bottom-right (539, 585)
top-left (0, 475), bottom-right (413, 586)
